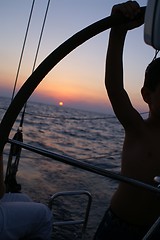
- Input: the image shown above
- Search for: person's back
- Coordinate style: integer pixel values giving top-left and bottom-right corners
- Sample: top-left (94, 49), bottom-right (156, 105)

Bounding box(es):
top-left (94, 1), bottom-right (160, 239)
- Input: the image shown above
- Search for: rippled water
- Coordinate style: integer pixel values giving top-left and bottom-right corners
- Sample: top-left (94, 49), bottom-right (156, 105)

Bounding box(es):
top-left (0, 96), bottom-right (124, 239)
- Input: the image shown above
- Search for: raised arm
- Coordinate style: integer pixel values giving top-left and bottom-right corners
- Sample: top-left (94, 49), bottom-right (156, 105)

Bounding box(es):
top-left (105, 1), bottom-right (144, 130)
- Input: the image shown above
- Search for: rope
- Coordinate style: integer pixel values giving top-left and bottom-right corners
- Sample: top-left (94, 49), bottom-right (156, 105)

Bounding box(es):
top-left (21, 0), bottom-right (51, 128)
top-left (153, 49), bottom-right (159, 60)
top-left (5, 0), bottom-right (36, 192)
top-left (11, 0), bottom-right (35, 101)
top-left (32, 0), bottom-right (51, 73)
top-left (5, 0), bottom-right (51, 192)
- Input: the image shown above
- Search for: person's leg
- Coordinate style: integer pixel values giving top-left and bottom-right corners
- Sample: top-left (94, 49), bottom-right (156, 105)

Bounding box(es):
top-left (0, 201), bottom-right (52, 240)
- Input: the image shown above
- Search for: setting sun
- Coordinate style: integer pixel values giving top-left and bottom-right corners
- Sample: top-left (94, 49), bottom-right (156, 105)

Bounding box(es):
top-left (59, 101), bottom-right (64, 106)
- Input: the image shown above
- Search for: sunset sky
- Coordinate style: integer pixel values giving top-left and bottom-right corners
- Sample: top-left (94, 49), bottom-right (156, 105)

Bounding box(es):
top-left (0, 0), bottom-right (156, 113)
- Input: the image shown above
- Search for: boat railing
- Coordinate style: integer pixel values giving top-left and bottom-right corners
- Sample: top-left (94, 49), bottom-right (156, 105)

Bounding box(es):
top-left (48, 190), bottom-right (92, 240)
top-left (6, 138), bottom-right (160, 239)
top-left (7, 138), bottom-right (160, 195)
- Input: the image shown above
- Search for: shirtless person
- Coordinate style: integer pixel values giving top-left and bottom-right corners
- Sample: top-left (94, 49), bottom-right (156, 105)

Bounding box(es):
top-left (94, 1), bottom-right (160, 239)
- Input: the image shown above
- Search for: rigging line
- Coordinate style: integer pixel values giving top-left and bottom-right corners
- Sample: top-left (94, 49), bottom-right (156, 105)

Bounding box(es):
top-left (21, 0), bottom-right (51, 127)
top-left (153, 49), bottom-right (159, 60)
top-left (5, 0), bottom-right (51, 191)
top-left (20, 111), bottom-right (149, 120)
top-left (23, 113), bottom-right (114, 120)
top-left (0, 106), bottom-right (149, 121)
top-left (32, 0), bottom-right (51, 73)
top-left (11, 0), bottom-right (35, 101)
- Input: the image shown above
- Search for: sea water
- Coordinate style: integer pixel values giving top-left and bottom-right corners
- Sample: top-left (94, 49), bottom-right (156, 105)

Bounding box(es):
top-left (0, 96), bottom-right (124, 239)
